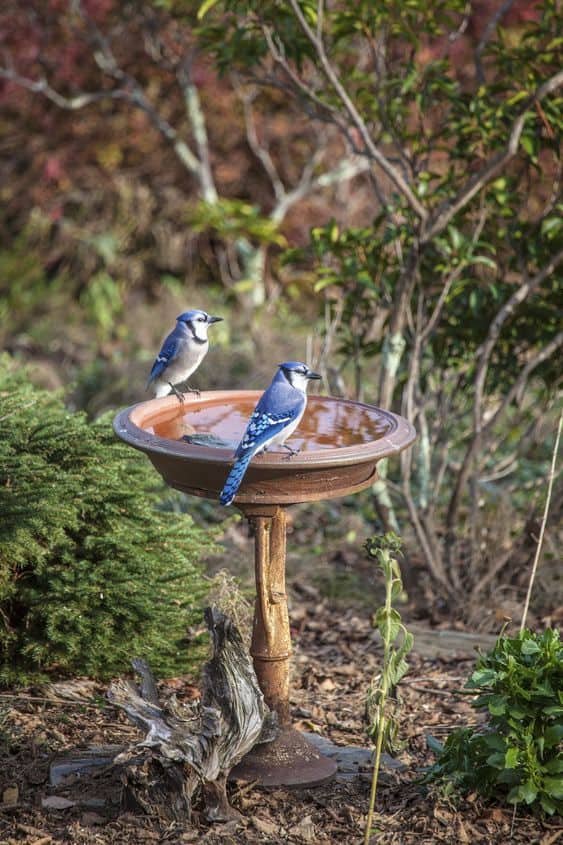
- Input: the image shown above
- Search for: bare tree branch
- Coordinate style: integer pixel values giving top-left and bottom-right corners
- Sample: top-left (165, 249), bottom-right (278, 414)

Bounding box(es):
top-left (473, 247), bottom-right (563, 427)
top-left (474, 0), bottom-right (517, 85)
top-left (272, 154), bottom-right (370, 223)
top-left (421, 205), bottom-right (489, 345)
top-left (471, 413), bottom-right (561, 599)
top-left (286, 0), bottom-right (428, 221)
top-left (240, 88), bottom-right (285, 202)
top-left (70, 1), bottom-right (212, 184)
top-left (0, 59), bottom-right (203, 177)
top-left (423, 70), bottom-right (563, 243)
top-left (239, 78), bottom-right (370, 223)
top-left (446, 328), bottom-right (563, 553)
top-left (0, 65), bottom-right (125, 109)
top-left (177, 56), bottom-right (218, 202)
top-left (260, 25), bottom-right (352, 138)
top-left (486, 332), bottom-right (563, 435)
top-left (463, 248), bottom-right (563, 504)
top-left (400, 295), bottom-right (452, 591)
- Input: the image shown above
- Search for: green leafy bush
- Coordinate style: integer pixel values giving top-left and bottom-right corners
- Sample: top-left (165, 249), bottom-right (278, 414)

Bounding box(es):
top-left (0, 355), bottom-right (218, 684)
top-left (426, 629), bottom-right (563, 815)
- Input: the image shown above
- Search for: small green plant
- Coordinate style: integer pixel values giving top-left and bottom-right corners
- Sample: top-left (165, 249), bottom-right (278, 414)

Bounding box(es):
top-left (426, 628), bottom-right (563, 815)
top-left (364, 532), bottom-right (414, 845)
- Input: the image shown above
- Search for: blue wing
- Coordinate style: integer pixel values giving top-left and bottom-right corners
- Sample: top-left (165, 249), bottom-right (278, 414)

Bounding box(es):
top-left (219, 375), bottom-right (305, 506)
top-left (235, 408), bottom-right (299, 458)
top-left (219, 410), bottom-right (297, 506)
top-left (146, 332), bottom-right (181, 388)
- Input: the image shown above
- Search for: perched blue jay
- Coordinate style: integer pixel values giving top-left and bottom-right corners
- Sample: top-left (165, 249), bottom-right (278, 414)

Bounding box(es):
top-left (146, 309), bottom-right (223, 401)
top-left (219, 361), bottom-right (321, 506)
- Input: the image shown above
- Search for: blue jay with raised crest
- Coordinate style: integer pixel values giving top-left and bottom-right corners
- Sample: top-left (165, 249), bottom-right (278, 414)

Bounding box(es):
top-left (147, 309), bottom-right (223, 401)
top-left (220, 361), bottom-right (321, 506)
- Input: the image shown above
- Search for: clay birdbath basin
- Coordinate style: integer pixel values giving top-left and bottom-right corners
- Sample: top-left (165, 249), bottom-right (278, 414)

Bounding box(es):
top-left (113, 391), bottom-right (415, 786)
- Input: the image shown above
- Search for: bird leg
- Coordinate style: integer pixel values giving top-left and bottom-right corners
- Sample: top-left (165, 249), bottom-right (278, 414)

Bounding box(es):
top-left (168, 382), bottom-right (186, 403)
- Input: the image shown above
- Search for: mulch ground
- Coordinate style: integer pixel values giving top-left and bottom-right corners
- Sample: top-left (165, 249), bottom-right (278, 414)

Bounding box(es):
top-left (0, 595), bottom-right (561, 845)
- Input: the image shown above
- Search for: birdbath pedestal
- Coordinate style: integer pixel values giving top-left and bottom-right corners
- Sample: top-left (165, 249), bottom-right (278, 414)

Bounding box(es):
top-left (114, 391), bottom-right (415, 787)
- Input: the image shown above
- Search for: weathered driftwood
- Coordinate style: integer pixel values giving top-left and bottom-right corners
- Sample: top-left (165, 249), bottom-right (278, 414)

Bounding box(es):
top-left (107, 607), bottom-right (277, 822)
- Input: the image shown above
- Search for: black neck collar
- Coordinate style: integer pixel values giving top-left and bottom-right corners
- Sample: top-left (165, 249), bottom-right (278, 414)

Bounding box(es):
top-left (187, 322), bottom-right (208, 345)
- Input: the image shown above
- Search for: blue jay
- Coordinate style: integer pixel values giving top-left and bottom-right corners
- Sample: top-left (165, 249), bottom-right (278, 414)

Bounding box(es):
top-left (219, 361), bottom-right (321, 506)
top-left (146, 309), bottom-right (223, 401)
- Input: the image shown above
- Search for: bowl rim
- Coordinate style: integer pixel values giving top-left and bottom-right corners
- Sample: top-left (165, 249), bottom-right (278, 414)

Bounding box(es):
top-left (113, 391), bottom-right (416, 470)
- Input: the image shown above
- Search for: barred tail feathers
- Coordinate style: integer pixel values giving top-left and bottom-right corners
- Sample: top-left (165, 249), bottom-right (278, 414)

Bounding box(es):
top-left (219, 451), bottom-right (254, 506)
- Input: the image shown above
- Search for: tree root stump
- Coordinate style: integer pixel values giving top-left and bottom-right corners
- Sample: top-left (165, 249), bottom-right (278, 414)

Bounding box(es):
top-left (107, 607), bottom-right (277, 823)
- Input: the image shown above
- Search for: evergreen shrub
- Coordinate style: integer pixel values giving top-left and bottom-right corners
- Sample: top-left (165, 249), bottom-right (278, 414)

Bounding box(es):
top-left (0, 355), bottom-right (218, 684)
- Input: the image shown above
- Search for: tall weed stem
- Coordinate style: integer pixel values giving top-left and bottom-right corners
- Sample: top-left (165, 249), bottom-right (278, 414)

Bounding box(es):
top-left (364, 534), bottom-right (413, 845)
top-left (520, 412), bottom-right (562, 632)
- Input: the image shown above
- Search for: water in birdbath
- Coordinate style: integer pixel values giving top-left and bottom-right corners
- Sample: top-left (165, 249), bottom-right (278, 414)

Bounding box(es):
top-left (145, 396), bottom-right (393, 451)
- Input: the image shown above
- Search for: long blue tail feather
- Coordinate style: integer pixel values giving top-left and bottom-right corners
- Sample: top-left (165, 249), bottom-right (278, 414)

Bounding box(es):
top-left (219, 451), bottom-right (254, 506)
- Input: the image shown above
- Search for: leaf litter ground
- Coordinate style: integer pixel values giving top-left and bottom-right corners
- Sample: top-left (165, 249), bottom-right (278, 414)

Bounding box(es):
top-left (0, 594), bottom-right (561, 845)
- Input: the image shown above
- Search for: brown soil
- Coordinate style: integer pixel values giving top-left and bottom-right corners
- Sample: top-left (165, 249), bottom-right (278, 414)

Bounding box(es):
top-left (0, 597), bottom-right (560, 845)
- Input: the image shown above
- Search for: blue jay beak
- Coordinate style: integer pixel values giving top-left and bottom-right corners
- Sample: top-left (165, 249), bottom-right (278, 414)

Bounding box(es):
top-left (307, 370), bottom-right (322, 380)
top-left (207, 315), bottom-right (223, 324)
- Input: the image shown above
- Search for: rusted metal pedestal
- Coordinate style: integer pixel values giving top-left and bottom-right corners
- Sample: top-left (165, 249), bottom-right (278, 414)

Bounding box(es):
top-left (230, 504), bottom-right (337, 787)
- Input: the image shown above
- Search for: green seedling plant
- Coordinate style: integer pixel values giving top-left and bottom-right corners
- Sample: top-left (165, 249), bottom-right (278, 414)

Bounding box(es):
top-left (364, 533), bottom-right (414, 845)
top-left (426, 628), bottom-right (563, 815)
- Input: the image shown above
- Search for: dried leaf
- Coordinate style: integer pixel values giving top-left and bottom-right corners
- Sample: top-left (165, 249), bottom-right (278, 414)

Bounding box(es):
top-left (288, 815), bottom-right (316, 842)
top-left (2, 785), bottom-right (19, 806)
top-left (253, 816), bottom-right (278, 836)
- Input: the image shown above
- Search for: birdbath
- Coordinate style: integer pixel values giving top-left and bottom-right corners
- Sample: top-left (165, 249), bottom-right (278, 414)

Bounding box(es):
top-left (113, 391), bottom-right (415, 787)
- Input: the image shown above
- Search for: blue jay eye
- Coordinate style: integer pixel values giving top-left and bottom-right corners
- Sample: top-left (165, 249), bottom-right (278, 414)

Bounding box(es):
top-left (198, 316), bottom-right (206, 322)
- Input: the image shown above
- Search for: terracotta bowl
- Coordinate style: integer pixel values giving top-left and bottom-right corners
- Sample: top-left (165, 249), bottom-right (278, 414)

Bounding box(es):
top-left (113, 391), bottom-right (416, 505)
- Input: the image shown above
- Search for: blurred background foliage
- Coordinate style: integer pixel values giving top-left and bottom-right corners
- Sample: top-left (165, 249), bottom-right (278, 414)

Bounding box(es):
top-left (0, 0), bottom-right (561, 680)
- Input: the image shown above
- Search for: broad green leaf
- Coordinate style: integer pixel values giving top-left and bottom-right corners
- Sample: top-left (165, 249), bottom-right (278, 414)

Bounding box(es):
top-left (540, 795), bottom-right (558, 815)
top-left (468, 668), bottom-right (497, 687)
top-left (543, 777), bottom-right (563, 799)
top-left (519, 780), bottom-right (538, 804)
top-left (504, 746), bottom-right (519, 768)
top-left (520, 134), bottom-right (536, 157)
top-left (488, 695), bottom-right (507, 716)
top-left (483, 734), bottom-right (506, 751)
top-left (520, 638), bottom-right (541, 655)
top-left (543, 725), bottom-right (563, 748)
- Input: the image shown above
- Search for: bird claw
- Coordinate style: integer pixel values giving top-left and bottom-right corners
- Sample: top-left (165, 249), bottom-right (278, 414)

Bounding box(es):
top-left (281, 444), bottom-right (300, 459)
top-left (185, 385), bottom-right (201, 397)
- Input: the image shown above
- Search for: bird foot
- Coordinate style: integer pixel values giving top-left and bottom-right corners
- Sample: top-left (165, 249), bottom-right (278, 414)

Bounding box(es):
top-left (281, 444), bottom-right (300, 459)
top-left (182, 383), bottom-right (201, 397)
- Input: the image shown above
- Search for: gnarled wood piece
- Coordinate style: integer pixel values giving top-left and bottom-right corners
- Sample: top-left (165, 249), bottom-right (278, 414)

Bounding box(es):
top-left (107, 607), bottom-right (277, 822)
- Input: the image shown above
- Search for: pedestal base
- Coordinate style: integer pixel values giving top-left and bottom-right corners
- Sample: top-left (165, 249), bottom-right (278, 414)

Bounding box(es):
top-left (230, 727), bottom-right (338, 787)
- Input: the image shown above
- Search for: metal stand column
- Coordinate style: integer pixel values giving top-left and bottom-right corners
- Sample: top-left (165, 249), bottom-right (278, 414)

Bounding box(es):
top-left (230, 505), bottom-right (337, 787)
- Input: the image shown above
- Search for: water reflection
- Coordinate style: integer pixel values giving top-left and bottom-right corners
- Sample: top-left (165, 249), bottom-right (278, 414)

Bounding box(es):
top-left (148, 397), bottom-right (392, 451)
